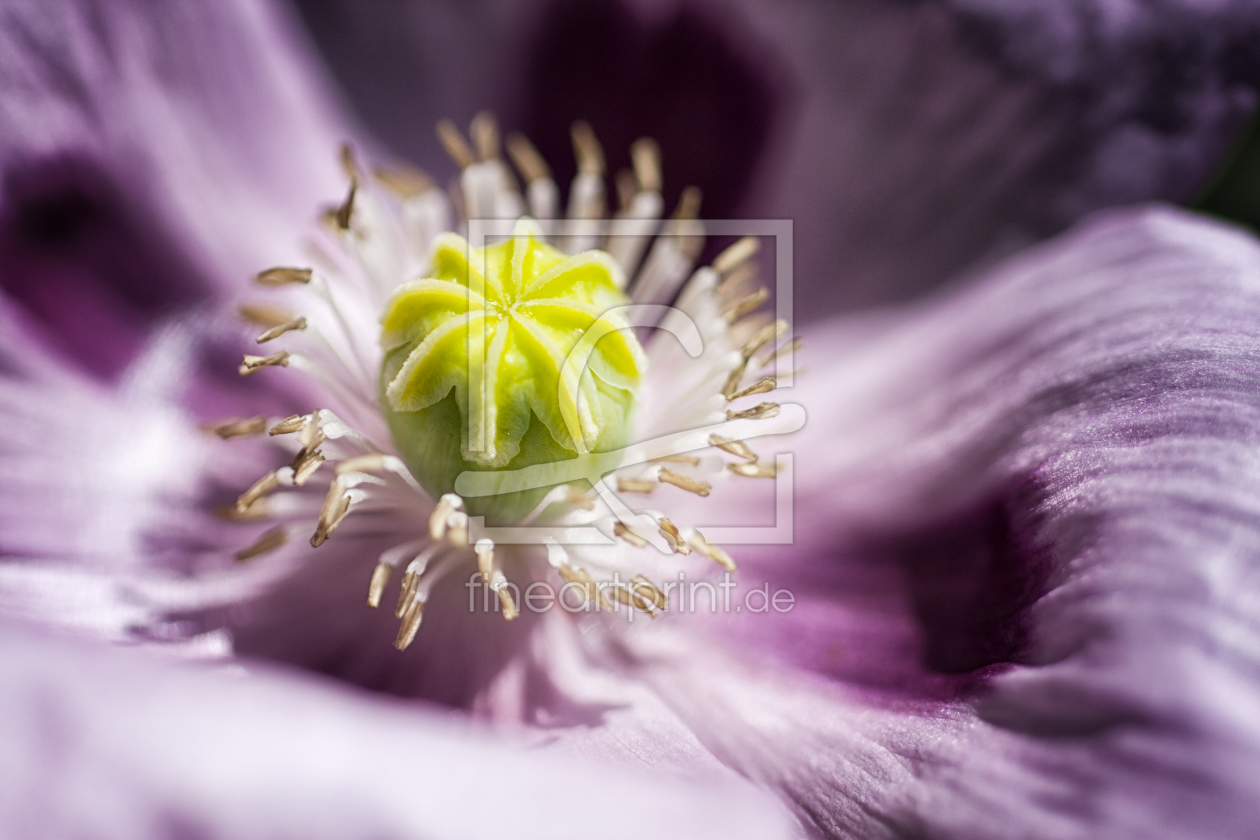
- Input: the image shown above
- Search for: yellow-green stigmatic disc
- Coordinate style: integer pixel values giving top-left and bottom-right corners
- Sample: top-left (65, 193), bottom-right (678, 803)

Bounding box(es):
top-left (380, 222), bottom-right (646, 524)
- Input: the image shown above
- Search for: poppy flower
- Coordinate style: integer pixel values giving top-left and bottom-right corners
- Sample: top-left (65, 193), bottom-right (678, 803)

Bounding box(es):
top-left (3, 1), bottom-right (1260, 838)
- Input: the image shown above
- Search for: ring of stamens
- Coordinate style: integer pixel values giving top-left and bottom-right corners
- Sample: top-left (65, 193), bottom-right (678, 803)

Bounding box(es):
top-left (210, 112), bottom-right (801, 650)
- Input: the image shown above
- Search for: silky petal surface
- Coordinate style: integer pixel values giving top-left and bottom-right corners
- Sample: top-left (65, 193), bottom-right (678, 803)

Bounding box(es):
top-left (0, 0), bottom-right (349, 377)
top-left (0, 618), bottom-right (795, 840)
top-left (564, 205), bottom-right (1260, 839)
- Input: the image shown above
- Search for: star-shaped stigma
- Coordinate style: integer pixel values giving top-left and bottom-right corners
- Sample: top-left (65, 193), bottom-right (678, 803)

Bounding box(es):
top-left (379, 221), bottom-right (646, 518)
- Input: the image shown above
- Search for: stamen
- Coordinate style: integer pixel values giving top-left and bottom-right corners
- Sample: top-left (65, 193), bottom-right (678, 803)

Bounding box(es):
top-left (336, 454), bottom-right (388, 475)
top-left (491, 570), bottom-right (519, 621)
top-left (658, 468), bottom-right (711, 497)
top-left (721, 363), bottom-right (748, 401)
top-left (238, 303), bottom-right (297, 329)
top-left (469, 111), bottom-right (501, 161)
top-left (236, 471), bottom-right (279, 512)
top-left (395, 597), bottom-right (424, 651)
top-left (726, 402), bottom-right (780, 421)
top-left (617, 477), bottom-right (656, 494)
top-left (709, 433), bottom-right (758, 462)
top-left (297, 416), bottom-right (324, 451)
top-left (611, 582), bottom-right (657, 616)
top-left (311, 480), bottom-right (351, 547)
top-left (239, 352), bottom-right (290, 375)
top-left (269, 414), bottom-right (307, 436)
top-left (631, 137), bottom-right (662, 193)
top-left (446, 511), bottom-right (469, 547)
top-left (666, 185), bottom-right (702, 227)
top-left (476, 538), bottom-right (495, 583)
top-left (334, 178), bottom-right (357, 231)
top-left (373, 163), bottom-right (435, 198)
top-left (628, 187), bottom-right (704, 304)
top-left (656, 516), bottom-right (692, 554)
top-left (716, 261), bottom-right (757, 301)
top-left (605, 137), bottom-right (664, 275)
top-left (757, 336), bottom-right (802, 367)
top-left (571, 120), bottom-right (605, 175)
top-left (235, 526), bottom-right (288, 562)
top-left (674, 186), bottom-right (703, 220)
top-left (290, 449), bottom-right (325, 486)
top-left (339, 143), bottom-right (360, 180)
top-left (671, 186), bottom-right (705, 260)
top-left (655, 454), bottom-right (701, 466)
top-left (544, 538), bottom-right (569, 568)
top-left (722, 320), bottom-right (788, 398)
top-left (436, 119), bottom-right (476, 169)
top-left (512, 487), bottom-right (581, 525)
top-left (558, 564), bottom-right (612, 610)
top-left (564, 485), bottom-right (596, 511)
top-left (724, 287), bottom-right (769, 323)
top-left (430, 493), bottom-right (465, 541)
top-left (288, 416), bottom-right (326, 486)
top-left (367, 562), bottom-right (392, 608)
top-left (727, 377), bottom-right (776, 401)
top-left (610, 585), bottom-right (642, 613)
top-left (395, 558), bottom-right (423, 618)
top-left (742, 319), bottom-right (789, 359)
top-left (256, 317), bottom-right (307, 343)
top-left (506, 132), bottom-right (560, 231)
top-left (475, 540), bottom-right (517, 621)
top-left (448, 177), bottom-right (468, 225)
top-left (563, 121), bottom-right (606, 252)
top-left (713, 236), bottom-right (759, 276)
top-left (614, 521), bottom-right (649, 548)
top-left (688, 529), bottom-right (737, 572)
top-left (615, 169), bottom-right (637, 212)
top-left (505, 132), bottom-right (551, 183)
top-left (215, 499), bottom-right (270, 521)
top-left (255, 267), bottom-right (312, 286)
top-left (203, 416), bottom-right (267, 439)
top-left (633, 574), bottom-right (668, 611)
top-left (731, 312), bottom-right (774, 347)
top-left (729, 461), bottom-right (778, 478)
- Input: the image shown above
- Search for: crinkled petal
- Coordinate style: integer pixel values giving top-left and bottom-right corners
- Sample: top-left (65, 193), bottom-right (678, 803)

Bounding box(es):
top-left (0, 0), bottom-right (357, 643)
top-left (0, 311), bottom-right (296, 646)
top-left (0, 0), bottom-right (349, 376)
top-left (583, 205), bottom-right (1260, 838)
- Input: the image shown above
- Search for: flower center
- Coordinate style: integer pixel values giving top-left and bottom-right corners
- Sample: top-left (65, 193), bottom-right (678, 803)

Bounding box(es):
top-left (220, 113), bottom-right (802, 652)
top-left (378, 224), bottom-right (645, 523)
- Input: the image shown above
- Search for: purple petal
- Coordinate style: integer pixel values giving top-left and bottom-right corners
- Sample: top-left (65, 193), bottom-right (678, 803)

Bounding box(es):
top-left (0, 0), bottom-right (350, 378)
top-left (0, 618), bottom-right (795, 839)
top-left (599, 205), bottom-right (1260, 837)
top-left (0, 293), bottom-right (308, 644)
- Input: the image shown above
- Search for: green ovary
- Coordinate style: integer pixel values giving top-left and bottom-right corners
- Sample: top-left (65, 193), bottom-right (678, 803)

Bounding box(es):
top-left (379, 225), bottom-right (645, 524)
